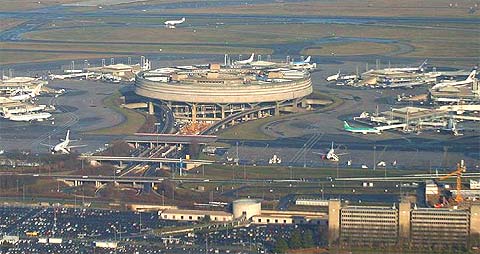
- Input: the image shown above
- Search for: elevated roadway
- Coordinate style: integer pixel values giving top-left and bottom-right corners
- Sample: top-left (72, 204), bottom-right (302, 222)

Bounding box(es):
top-left (125, 133), bottom-right (218, 145)
top-left (79, 155), bottom-right (214, 165)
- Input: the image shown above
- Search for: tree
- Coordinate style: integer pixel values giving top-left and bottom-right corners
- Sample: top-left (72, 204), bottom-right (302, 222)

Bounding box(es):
top-left (273, 238), bottom-right (289, 254)
top-left (289, 230), bottom-right (303, 249)
top-left (302, 229), bottom-right (315, 248)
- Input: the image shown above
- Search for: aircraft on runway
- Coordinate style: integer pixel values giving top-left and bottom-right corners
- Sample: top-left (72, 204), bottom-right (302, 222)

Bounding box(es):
top-left (9, 83), bottom-right (43, 101)
top-left (431, 68), bottom-right (477, 90)
top-left (343, 121), bottom-right (381, 134)
top-left (41, 130), bottom-right (86, 154)
top-left (383, 59), bottom-right (428, 73)
top-left (235, 53), bottom-right (255, 65)
top-left (313, 142), bottom-right (348, 162)
top-left (164, 17), bottom-right (185, 28)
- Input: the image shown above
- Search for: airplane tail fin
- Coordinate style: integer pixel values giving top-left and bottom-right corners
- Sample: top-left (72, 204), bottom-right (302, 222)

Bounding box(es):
top-left (466, 68), bottom-right (477, 82)
top-left (331, 141), bottom-right (334, 150)
top-left (304, 56), bottom-right (311, 63)
top-left (343, 121), bottom-right (350, 130)
top-left (32, 83), bottom-right (43, 96)
top-left (419, 59), bottom-right (428, 69)
top-left (65, 130), bottom-right (70, 142)
top-left (248, 53), bottom-right (254, 61)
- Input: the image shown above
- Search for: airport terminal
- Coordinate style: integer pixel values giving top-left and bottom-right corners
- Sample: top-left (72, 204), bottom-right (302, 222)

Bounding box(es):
top-left (134, 61), bottom-right (315, 125)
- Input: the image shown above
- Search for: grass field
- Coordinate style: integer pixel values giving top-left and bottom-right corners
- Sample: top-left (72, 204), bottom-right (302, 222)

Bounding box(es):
top-left (218, 92), bottom-right (340, 140)
top-left (303, 42), bottom-right (398, 56)
top-left (22, 22), bottom-right (479, 61)
top-left (86, 92), bottom-right (146, 135)
top-left (160, 0), bottom-right (480, 18)
top-left (0, 51), bottom-right (123, 65)
top-left (195, 164), bottom-right (418, 180)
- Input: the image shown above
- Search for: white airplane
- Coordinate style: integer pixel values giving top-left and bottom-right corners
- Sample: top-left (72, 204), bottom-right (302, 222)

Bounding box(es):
top-left (164, 17), bottom-right (185, 28)
top-left (326, 71), bottom-right (340, 82)
top-left (4, 112), bottom-right (52, 122)
top-left (235, 53), bottom-right (255, 65)
top-left (384, 59), bottom-right (428, 73)
top-left (431, 68), bottom-right (477, 90)
top-left (291, 56), bottom-right (311, 65)
top-left (326, 71), bottom-right (357, 82)
top-left (441, 118), bottom-right (463, 136)
top-left (313, 142), bottom-right (348, 162)
top-left (41, 130), bottom-right (86, 154)
top-left (9, 83), bottom-right (43, 101)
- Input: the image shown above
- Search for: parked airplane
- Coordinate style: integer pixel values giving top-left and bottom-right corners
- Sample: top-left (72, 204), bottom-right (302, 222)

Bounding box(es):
top-left (291, 56), bottom-right (311, 65)
top-left (4, 112), bottom-right (52, 122)
top-left (384, 59), bottom-right (428, 73)
top-left (164, 17), bottom-right (185, 28)
top-left (343, 121), bottom-right (381, 134)
top-left (326, 71), bottom-right (340, 82)
top-left (326, 71), bottom-right (357, 82)
top-left (9, 83), bottom-right (43, 101)
top-left (431, 68), bottom-right (477, 90)
top-left (313, 142), bottom-right (348, 162)
top-left (441, 118), bottom-right (463, 136)
top-left (41, 130), bottom-right (86, 154)
top-left (235, 53), bottom-right (255, 65)
top-left (290, 56), bottom-right (316, 70)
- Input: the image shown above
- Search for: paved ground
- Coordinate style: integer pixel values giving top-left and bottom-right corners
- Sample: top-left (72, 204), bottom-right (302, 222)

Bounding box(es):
top-left (222, 61), bottom-right (480, 171)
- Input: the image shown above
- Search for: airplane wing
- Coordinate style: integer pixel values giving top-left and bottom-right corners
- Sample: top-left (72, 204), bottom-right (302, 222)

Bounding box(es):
top-left (39, 143), bottom-right (53, 147)
top-left (312, 152), bottom-right (326, 155)
top-left (66, 144), bottom-right (87, 149)
top-left (337, 153), bottom-right (349, 156)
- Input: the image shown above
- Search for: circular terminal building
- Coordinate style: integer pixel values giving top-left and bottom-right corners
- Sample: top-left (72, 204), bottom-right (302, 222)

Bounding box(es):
top-left (135, 63), bottom-right (313, 123)
top-left (232, 199), bottom-right (262, 220)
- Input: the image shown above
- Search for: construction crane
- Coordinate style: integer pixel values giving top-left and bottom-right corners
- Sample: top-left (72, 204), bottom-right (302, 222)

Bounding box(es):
top-left (439, 160), bottom-right (467, 203)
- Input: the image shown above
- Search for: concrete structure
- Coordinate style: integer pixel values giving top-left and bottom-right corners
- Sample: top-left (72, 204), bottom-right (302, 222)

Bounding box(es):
top-left (295, 198), bottom-right (329, 207)
top-left (328, 200), bottom-right (480, 248)
top-left (160, 209), bottom-right (233, 222)
top-left (158, 199), bottom-right (326, 226)
top-left (253, 210), bottom-right (326, 225)
top-left (430, 79), bottom-right (480, 103)
top-left (135, 64), bottom-right (313, 122)
top-left (232, 199), bottom-right (262, 220)
top-left (410, 208), bottom-right (469, 247)
top-left (339, 205), bottom-right (399, 246)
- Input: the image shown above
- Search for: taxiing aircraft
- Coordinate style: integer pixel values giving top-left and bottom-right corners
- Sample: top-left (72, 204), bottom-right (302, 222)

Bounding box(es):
top-left (41, 130), bottom-right (86, 154)
top-left (343, 121), bottom-right (381, 134)
top-left (235, 53), bottom-right (255, 65)
top-left (313, 142), bottom-right (348, 162)
top-left (164, 17), bottom-right (185, 28)
top-left (431, 68), bottom-right (477, 90)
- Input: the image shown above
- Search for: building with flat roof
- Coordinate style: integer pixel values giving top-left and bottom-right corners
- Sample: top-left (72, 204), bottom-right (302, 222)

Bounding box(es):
top-left (328, 200), bottom-right (480, 249)
top-left (135, 64), bottom-right (313, 123)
